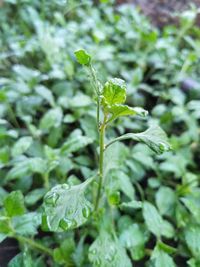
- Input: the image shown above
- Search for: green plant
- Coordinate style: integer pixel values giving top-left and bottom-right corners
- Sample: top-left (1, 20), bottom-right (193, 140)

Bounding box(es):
top-left (41, 49), bottom-right (171, 265)
top-left (0, 1), bottom-right (200, 266)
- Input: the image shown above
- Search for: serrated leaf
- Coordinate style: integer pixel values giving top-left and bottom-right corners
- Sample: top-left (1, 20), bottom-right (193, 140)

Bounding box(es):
top-left (4, 191), bottom-right (25, 217)
top-left (74, 49), bottom-right (91, 66)
top-left (143, 202), bottom-right (174, 238)
top-left (106, 104), bottom-right (148, 122)
top-left (89, 231), bottom-right (132, 267)
top-left (42, 177), bottom-right (94, 232)
top-left (107, 125), bottom-right (171, 154)
top-left (102, 78), bottom-right (126, 106)
top-left (11, 137), bottom-right (33, 157)
top-left (151, 247), bottom-right (176, 267)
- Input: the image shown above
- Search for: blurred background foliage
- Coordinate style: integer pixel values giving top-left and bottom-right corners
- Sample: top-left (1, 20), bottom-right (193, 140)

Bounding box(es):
top-left (0, 0), bottom-right (200, 266)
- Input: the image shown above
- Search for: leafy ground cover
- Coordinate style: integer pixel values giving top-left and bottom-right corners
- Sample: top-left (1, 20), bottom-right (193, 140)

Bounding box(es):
top-left (0, 1), bottom-right (200, 266)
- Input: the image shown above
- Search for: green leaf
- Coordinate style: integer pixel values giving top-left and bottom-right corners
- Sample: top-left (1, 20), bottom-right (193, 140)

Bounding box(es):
top-left (11, 137), bottom-right (33, 157)
top-left (0, 233), bottom-right (6, 243)
top-left (12, 212), bottom-right (41, 236)
top-left (104, 142), bottom-right (128, 178)
top-left (74, 49), bottom-right (91, 66)
top-left (4, 191), bottom-right (25, 217)
top-left (42, 177), bottom-right (94, 232)
top-left (39, 107), bottom-right (63, 130)
top-left (53, 239), bottom-right (75, 264)
top-left (184, 225), bottom-right (200, 258)
top-left (89, 231), bottom-right (132, 267)
top-left (120, 200), bottom-right (142, 210)
top-left (0, 217), bottom-right (11, 234)
top-left (102, 78), bottom-right (126, 106)
top-left (120, 224), bottom-right (145, 260)
top-left (106, 104), bottom-right (148, 122)
top-left (0, 187), bottom-right (8, 207)
top-left (61, 130), bottom-right (93, 154)
top-left (156, 186), bottom-right (176, 216)
top-left (106, 125), bottom-right (171, 154)
top-left (181, 190), bottom-right (200, 221)
top-left (25, 188), bottom-right (46, 206)
top-left (35, 85), bottom-right (55, 107)
top-left (151, 247), bottom-right (176, 267)
top-left (143, 202), bottom-right (174, 238)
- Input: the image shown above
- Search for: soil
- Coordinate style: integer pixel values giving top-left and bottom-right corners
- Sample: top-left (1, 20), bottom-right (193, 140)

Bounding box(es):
top-left (0, 238), bottom-right (19, 266)
top-left (117, 0), bottom-right (200, 27)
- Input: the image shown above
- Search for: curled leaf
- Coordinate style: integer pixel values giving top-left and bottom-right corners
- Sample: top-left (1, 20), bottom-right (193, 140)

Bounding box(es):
top-left (106, 104), bottom-right (148, 122)
top-left (106, 125), bottom-right (171, 154)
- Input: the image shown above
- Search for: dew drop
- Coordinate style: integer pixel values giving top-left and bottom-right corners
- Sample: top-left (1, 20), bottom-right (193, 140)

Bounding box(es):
top-left (60, 184), bottom-right (70, 190)
top-left (41, 214), bottom-right (50, 231)
top-left (90, 249), bottom-right (97, 255)
top-left (45, 192), bottom-right (59, 206)
top-left (82, 206), bottom-right (91, 218)
top-left (59, 218), bottom-right (73, 230)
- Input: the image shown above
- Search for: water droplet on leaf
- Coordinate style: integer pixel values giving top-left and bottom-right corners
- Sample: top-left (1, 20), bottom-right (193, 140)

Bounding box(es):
top-left (82, 206), bottom-right (91, 218)
top-left (59, 218), bottom-right (73, 230)
top-left (45, 192), bottom-right (59, 206)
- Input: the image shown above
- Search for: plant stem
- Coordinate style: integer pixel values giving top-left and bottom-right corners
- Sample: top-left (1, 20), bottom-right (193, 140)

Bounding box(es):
top-left (43, 173), bottom-right (49, 189)
top-left (88, 64), bottom-right (100, 128)
top-left (95, 117), bottom-right (106, 210)
top-left (14, 235), bottom-right (53, 256)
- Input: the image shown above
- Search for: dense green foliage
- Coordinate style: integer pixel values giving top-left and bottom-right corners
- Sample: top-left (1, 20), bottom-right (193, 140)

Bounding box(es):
top-left (0, 0), bottom-right (200, 266)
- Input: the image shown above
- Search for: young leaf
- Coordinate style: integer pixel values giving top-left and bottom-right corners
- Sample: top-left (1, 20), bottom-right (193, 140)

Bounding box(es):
top-left (4, 191), bottom-right (25, 217)
top-left (42, 177), bottom-right (94, 232)
top-left (89, 231), bottom-right (132, 267)
top-left (106, 104), bottom-right (148, 122)
top-left (106, 125), bottom-right (171, 154)
top-left (102, 78), bottom-right (126, 106)
top-left (143, 202), bottom-right (174, 238)
top-left (74, 49), bottom-right (91, 66)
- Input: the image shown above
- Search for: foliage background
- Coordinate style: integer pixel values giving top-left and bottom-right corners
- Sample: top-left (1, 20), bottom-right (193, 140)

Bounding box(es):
top-left (0, 0), bottom-right (200, 266)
